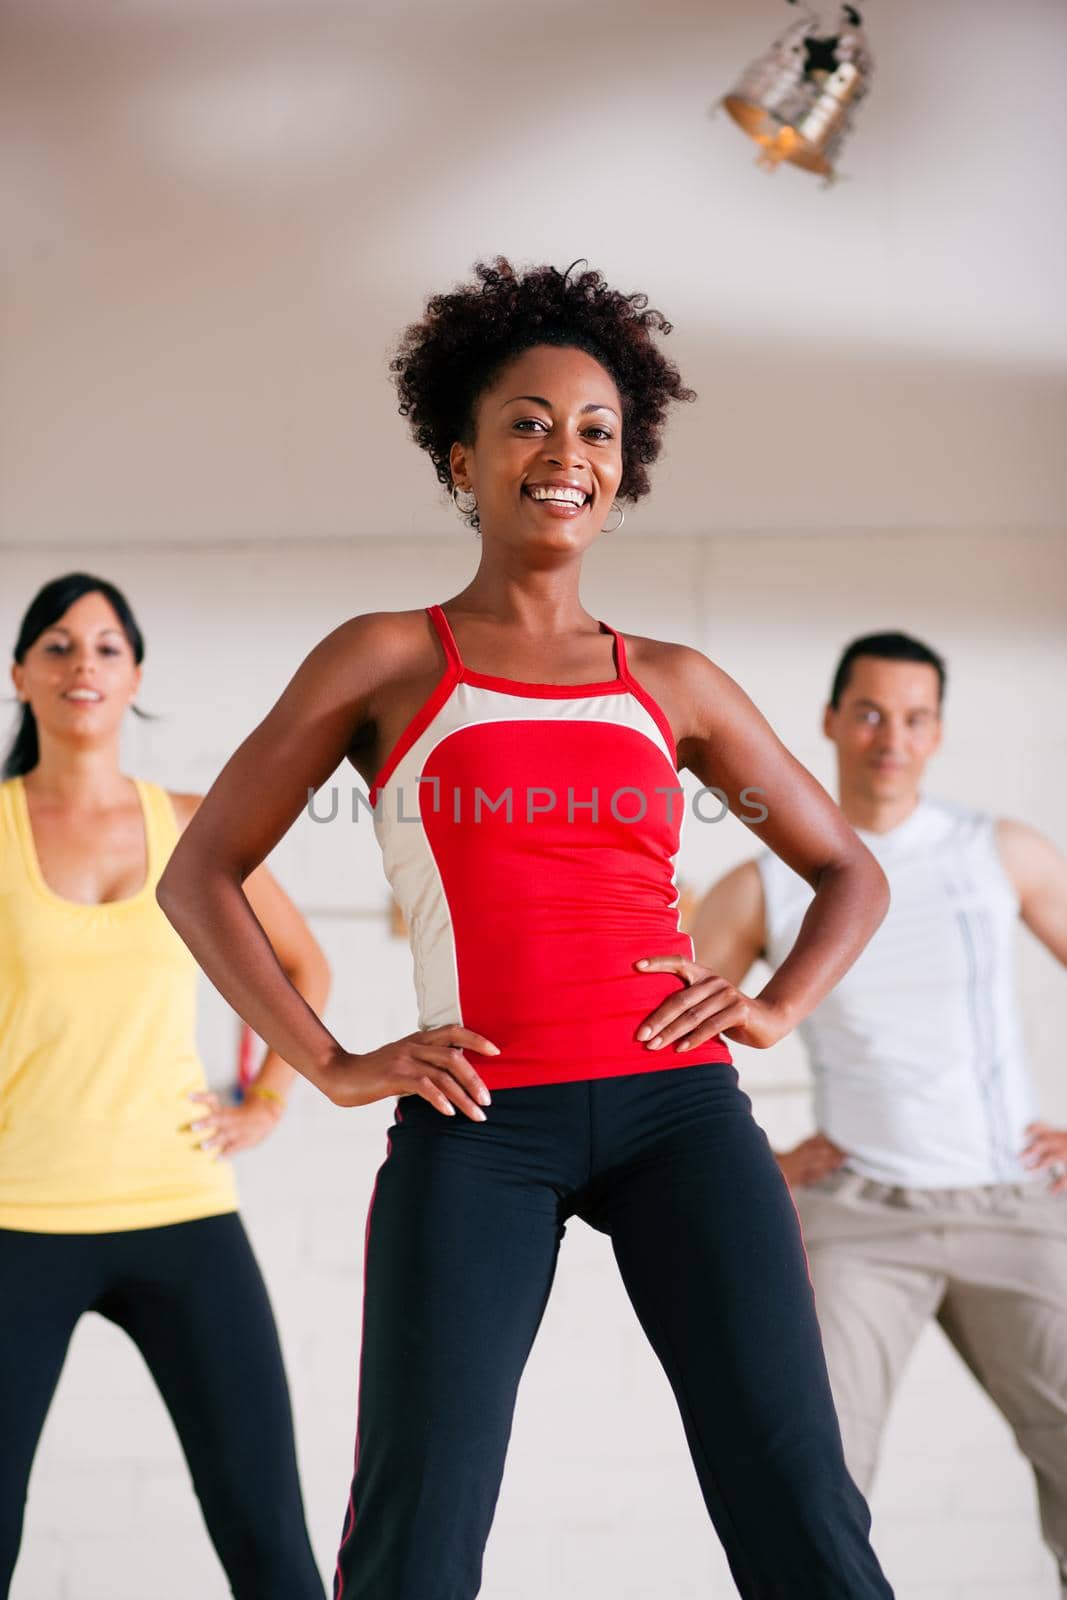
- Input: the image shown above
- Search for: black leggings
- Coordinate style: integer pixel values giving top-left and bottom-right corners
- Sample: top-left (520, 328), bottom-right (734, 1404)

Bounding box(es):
top-left (333, 1062), bottom-right (894, 1600)
top-left (0, 1210), bottom-right (324, 1600)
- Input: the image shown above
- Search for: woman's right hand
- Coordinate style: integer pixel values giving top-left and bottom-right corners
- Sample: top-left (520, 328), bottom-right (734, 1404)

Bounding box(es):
top-left (318, 1026), bottom-right (499, 1120)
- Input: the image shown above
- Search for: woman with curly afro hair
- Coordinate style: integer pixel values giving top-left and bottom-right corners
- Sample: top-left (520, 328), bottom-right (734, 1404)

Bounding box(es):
top-left (158, 259), bottom-right (895, 1599)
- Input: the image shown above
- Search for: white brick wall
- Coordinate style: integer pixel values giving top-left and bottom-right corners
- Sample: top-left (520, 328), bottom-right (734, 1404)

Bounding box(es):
top-left (3, 530), bottom-right (1065, 1598)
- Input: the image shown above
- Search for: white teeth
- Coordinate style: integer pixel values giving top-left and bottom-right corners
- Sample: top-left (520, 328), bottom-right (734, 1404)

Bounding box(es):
top-left (528, 486), bottom-right (587, 506)
top-left (65, 691), bottom-right (101, 701)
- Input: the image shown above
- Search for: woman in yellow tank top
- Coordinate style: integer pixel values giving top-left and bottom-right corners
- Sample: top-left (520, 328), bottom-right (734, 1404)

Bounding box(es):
top-left (1, 573), bottom-right (328, 1599)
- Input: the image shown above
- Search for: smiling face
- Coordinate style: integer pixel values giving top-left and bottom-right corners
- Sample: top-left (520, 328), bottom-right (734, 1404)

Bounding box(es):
top-left (823, 655), bottom-right (943, 807)
top-left (11, 590), bottom-right (142, 753)
top-left (448, 344), bottom-right (624, 553)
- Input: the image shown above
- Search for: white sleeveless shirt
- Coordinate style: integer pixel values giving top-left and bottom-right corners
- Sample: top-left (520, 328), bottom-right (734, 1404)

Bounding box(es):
top-left (758, 796), bottom-right (1039, 1188)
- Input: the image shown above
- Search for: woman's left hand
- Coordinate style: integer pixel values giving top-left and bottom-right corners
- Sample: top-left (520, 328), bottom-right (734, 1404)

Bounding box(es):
top-left (634, 955), bottom-right (790, 1053)
top-left (189, 1090), bottom-right (283, 1156)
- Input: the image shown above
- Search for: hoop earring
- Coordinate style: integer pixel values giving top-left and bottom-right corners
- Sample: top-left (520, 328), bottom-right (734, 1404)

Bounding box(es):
top-left (603, 501), bottom-right (626, 533)
top-left (451, 484), bottom-right (477, 519)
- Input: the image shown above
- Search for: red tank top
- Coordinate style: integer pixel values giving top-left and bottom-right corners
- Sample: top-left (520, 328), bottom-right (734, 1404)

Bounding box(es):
top-left (370, 605), bottom-right (731, 1089)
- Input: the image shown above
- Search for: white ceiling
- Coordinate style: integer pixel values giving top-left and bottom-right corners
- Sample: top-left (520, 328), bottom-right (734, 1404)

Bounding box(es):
top-left (1, 0), bottom-right (1065, 544)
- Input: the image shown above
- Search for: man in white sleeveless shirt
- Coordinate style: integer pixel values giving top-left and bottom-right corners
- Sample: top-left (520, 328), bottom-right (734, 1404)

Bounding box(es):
top-left (692, 632), bottom-right (1067, 1591)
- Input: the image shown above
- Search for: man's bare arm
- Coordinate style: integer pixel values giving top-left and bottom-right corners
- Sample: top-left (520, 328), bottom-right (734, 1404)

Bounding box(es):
top-left (998, 818), bottom-right (1067, 966)
top-left (999, 819), bottom-right (1067, 1189)
top-left (690, 853), bottom-right (847, 1190)
top-left (689, 860), bottom-right (766, 988)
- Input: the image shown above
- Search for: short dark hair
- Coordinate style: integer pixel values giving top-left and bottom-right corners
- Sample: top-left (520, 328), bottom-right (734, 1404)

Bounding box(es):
top-left (4, 572), bottom-right (155, 780)
top-left (829, 632), bottom-right (947, 710)
top-left (390, 257), bottom-right (695, 526)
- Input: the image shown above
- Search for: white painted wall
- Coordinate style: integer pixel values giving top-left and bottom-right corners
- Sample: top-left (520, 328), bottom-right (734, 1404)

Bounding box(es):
top-left (3, 529), bottom-right (1065, 1599)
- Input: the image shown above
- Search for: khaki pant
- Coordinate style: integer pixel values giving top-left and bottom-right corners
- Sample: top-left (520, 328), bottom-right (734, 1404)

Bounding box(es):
top-left (795, 1170), bottom-right (1067, 1593)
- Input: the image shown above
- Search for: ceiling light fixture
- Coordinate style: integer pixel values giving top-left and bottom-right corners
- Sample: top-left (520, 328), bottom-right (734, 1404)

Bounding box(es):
top-left (720, 2), bottom-right (873, 182)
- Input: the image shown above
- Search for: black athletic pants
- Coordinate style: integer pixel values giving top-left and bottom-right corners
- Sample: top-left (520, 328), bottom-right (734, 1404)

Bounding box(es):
top-left (0, 1210), bottom-right (324, 1600)
top-left (333, 1061), bottom-right (895, 1599)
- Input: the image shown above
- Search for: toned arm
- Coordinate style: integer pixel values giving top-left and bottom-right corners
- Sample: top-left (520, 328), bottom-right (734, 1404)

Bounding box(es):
top-left (998, 818), bottom-right (1067, 967)
top-left (676, 646), bottom-right (888, 1036)
top-left (157, 612), bottom-right (500, 1119)
top-left (999, 818), bottom-right (1067, 1189)
top-left (167, 789), bottom-right (332, 1147)
top-left (156, 615), bottom-right (383, 1094)
top-left (169, 790), bottom-right (331, 1011)
top-left (689, 860), bottom-right (766, 989)
top-left (631, 644), bottom-right (888, 1056)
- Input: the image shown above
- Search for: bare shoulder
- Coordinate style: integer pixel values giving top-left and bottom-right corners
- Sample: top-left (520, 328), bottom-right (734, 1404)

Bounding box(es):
top-left (157, 608), bottom-right (434, 833)
top-left (995, 819), bottom-right (1067, 956)
top-left (623, 631), bottom-right (702, 669)
top-left (996, 816), bottom-right (1066, 885)
top-left (338, 607), bottom-right (438, 655)
top-left (625, 633), bottom-right (734, 693)
top-left (996, 816), bottom-right (1042, 849)
top-left (251, 607), bottom-right (442, 746)
top-left (624, 633), bottom-right (749, 749)
top-left (303, 607), bottom-right (439, 683)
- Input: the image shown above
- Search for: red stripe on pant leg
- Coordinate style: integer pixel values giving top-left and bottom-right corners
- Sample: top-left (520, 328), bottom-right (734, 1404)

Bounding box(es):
top-left (782, 1171), bottom-right (815, 1293)
top-left (333, 1129), bottom-right (392, 1599)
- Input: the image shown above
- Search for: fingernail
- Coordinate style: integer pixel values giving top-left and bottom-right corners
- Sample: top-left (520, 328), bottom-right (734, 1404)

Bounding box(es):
top-left (648, 1038), bottom-right (662, 1050)
top-left (488, 1044), bottom-right (501, 1055)
top-left (677, 1041), bottom-right (690, 1052)
top-left (636, 959), bottom-right (649, 969)
top-left (473, 1108), bottom-right (486, 1122)
top-left (477, 1089), bottom-right (491, 1106)
top-left (636, 1026), bottom-right (651, 1041)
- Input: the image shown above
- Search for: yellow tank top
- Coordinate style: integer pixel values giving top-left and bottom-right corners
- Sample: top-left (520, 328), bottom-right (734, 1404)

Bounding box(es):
top-left (0, 775), bottom-right (238, 1232)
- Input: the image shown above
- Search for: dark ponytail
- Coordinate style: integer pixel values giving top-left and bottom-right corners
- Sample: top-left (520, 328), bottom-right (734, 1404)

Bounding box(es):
top-left (4, 572), bottom-right (156, 780)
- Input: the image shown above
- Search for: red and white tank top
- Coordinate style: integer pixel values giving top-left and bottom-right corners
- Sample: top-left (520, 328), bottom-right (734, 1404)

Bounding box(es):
top-left (370, 605), bottom-right (732, 1089)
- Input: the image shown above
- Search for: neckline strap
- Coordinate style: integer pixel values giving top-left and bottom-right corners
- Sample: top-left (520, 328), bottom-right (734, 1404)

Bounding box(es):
top-left (426, 604), bottom-right (463, 671)
top-left (597, 617), bottom-right (629, 682)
